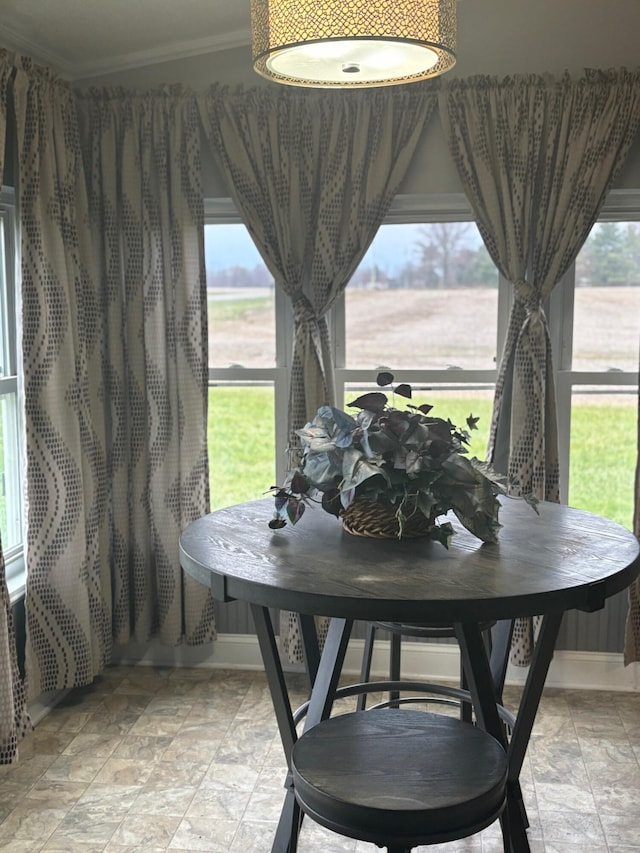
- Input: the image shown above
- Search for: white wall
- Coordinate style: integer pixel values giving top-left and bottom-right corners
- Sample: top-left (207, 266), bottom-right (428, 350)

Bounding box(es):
top-left (74, 0), bottom-right (640, 197)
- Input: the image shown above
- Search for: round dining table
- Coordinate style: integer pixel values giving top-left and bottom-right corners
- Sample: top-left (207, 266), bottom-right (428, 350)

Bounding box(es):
top-left (179, 497), bottom-right (640, 853)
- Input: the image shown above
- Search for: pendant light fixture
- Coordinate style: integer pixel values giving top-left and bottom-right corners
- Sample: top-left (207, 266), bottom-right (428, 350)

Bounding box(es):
top-left (251, 0), bottom-right (457, 88)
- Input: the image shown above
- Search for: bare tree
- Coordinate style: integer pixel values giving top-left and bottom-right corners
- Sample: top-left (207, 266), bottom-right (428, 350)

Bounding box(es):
top-left (415, 222), bottom-right (473, 288)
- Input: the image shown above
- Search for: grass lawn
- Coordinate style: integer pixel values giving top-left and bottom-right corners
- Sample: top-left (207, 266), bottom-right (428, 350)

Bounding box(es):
top-left (208, 387), bottom-right (637, 530)
top-left (569, 402), bottom-right (637, 527)
top-left (3, 388), bottom-right (634, 549)
top-left (208, 386), bottom-right (276, 510)
top-left (208, 296), bottom-right (271, 322)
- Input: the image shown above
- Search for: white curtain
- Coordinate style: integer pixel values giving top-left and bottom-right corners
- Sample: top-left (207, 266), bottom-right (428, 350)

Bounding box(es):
top-left (0, 49), bottom-right (31, 763)
top-left (199, 83), bottom-right (437, 468)
top-left (13, 57), bottom-right (113, 697)
top-left (198, 83), bottom-right (437, 661)
top-left (440, 69), bottom-right (640, 663)
top-left (77, 86), bottom-right (214, 647)
top-left (13, 61), bottom-right (214, 702)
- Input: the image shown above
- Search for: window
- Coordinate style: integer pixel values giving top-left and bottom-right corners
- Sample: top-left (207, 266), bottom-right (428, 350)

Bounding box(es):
top-left (343, 222), bottom-right (499, 371)
top-left (0, 187), bottom-right (25, 600)
top-left (553, 193), bottom-right (640, 527)
top-left (333, 195), bottom-right (508, 467)
top-left (205, 192), bottom-right (639, 529)
top-left (205, 200), bottom-right (291, 507)
top-left (204, 195), bottom-right (505, 505)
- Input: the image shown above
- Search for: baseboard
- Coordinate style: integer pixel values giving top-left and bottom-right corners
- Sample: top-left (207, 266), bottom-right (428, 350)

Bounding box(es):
top-left (113, 633), bottom-right (640, 692)
top-left (28, 634), bottom-right (638, 728)
top-left (28, 689), bottom-right (71, 726)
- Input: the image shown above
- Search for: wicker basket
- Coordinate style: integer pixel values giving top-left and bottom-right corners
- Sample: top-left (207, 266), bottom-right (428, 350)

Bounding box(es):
top-left (340, 496), bottom-right (436, 540)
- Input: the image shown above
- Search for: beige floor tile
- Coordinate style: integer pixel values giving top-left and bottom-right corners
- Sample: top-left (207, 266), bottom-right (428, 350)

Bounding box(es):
top-left (186, 785), bottom-right (250, 821)
top-left (0, 804), bottom-right (68, 842)
top-left (228, 819), bottom-right (278, 852)
top-left (1, 667), bottom-right (639, 852)
top-left (110, 813), bottom-right (181, 847)
top-left (600, 810), bottom-right (640, 847)
top-left (130, 783), bottom-right (198, 817)
top-left (202, 760), bottom-right (261, 792)
top-left (538, 808), bottom-right (607, 846)
top-left (169, 816), bottom-right (238, 851)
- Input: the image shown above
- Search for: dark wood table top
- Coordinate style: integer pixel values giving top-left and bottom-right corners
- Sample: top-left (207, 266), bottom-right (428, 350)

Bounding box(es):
top-left (179, 498), bottom-right (640, 623)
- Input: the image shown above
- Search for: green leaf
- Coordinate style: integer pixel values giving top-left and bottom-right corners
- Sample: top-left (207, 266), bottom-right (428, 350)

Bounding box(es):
top-left (395, 383), bottom-right (412, 399)
top-left (286, 498), bottom-right (306, 525)
top-left (318, 405), bottom-right (357, 433)
top-left (440, 453), bottom-right (482, 485)
top-left (417, 492), bottom-right (438, 517)
top-left (342, 447), bottom-right (387, 491)
top-left (347, 392), bottom-right (388, 412)
top-left (430, 522), bottom-right (455, 548)
top-left (321, 488), bottom-right (342, 518)
top-left (376, 371), bottom-right (394, 387)
top-left (290, 470), bottom-right (310, 494)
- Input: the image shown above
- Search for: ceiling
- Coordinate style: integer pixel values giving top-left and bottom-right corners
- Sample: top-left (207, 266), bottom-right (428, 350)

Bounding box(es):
top-left (0, 0), bottom-right (251, 80)
top-left (2, 1), bottom-right (640, 87)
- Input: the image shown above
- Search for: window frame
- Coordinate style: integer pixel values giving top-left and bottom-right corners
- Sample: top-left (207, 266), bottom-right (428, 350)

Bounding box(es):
top-left (551, 189), bottom-right (640, 504)
top-left (205, 199), bottom-right (293, 486)
top-left (205, 190), bottom-right (639, 509)
top-left (0, 186), bottom-right (25, 602)
top-left (330, 193), bottom-right (511, 408)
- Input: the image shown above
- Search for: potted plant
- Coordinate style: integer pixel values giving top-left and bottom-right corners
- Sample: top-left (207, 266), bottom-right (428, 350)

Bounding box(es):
top-left (268, 373), bottom-right (536, 546)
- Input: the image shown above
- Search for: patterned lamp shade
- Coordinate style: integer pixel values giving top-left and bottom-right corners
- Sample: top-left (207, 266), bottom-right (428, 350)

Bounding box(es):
top-left (251, 0), bottom-right (457, 88)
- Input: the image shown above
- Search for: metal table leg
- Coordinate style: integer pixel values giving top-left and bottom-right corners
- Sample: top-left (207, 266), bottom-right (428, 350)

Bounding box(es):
top-left (297, 613), bottom-right (321, 689)
top-left (456, 612), bottom-right (563, 853)
top-left (490, 619), bottom-right (516, 701)
top-left (503, 611), bottom-right (563, 849)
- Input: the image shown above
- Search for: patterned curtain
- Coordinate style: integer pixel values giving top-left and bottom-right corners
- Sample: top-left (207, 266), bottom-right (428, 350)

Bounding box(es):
top-left (623, 349), bottom-right (640, 665)
top-left (198, 83), bottom-right (436, 661)
top-left (198, 83), bottom-right (436, 465)
top-left (12, 58), bottom-right (112, 697)
top-left (76, 87), bottom-right (214, 647)
top-left (0, 533), bottom-right (30, 765)
top-left (0, 50), bottom-right (31, 764)
top-left (440, 69), bottom-right (640, 663)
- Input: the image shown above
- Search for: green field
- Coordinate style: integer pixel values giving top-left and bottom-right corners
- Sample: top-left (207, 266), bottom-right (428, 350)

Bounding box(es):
top-left (208, 387), bottom-right (637, 530)
top-left (2, 388), bottom-right (635, 547)
top-left (208, 296), bottom-right (271, 322)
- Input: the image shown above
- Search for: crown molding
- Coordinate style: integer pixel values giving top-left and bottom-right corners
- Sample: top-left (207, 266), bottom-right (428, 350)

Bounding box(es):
top-left (0, 23), bottom-right (251, 81)
top-left (0, 22), bottom-right (74, 76)
top-left (69, 27), bottom-right (251, 81)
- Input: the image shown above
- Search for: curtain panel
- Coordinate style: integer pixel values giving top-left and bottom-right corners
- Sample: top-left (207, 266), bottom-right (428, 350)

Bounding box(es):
top-left (198, 83), bottom-right (437, 465)
top-left (76, 87), bottom-right (214, 647)
top-left (440, 68), bottom-right (640, 664)
top-left (198, 82), bottom-right (437, 661)
top-left (0, 533), bottom-right (30, 765)
top-left (440, 69), bottom-right (640, 503)
top-left (12, 57), bottom-right (113, 697)
top-left (0, 49), bottom-right (31, 764)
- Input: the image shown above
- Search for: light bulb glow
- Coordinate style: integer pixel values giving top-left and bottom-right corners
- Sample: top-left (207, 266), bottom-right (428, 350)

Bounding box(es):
top-left (251, 0), bottom-right (457, 88)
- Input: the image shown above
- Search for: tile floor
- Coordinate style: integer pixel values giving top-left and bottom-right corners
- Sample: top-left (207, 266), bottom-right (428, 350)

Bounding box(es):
top-left (1, 664), bottom-right (639, 852)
